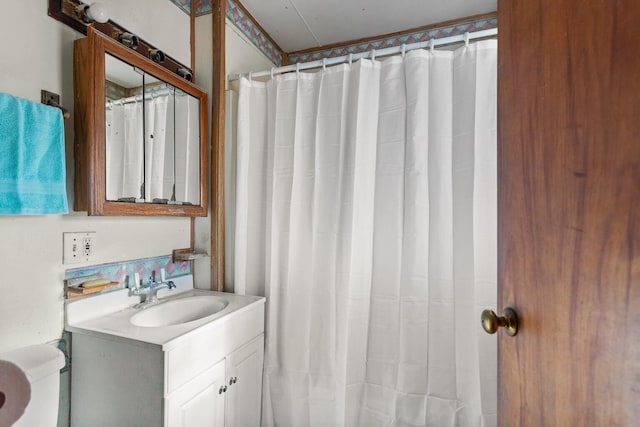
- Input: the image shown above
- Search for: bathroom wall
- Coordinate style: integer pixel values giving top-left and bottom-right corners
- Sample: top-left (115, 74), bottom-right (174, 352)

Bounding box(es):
top-left (0, 0), bottom-right (191, 355)
top-left (0, 1), bottom-right (274, 355)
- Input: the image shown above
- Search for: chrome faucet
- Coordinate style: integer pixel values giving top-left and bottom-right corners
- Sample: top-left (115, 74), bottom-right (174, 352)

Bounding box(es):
top-left (129, 268), bottom-right (176, 308)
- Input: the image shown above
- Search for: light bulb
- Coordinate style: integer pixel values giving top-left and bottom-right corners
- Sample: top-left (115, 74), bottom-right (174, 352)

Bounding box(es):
top-left (86, 2), bottom-right (109, 23)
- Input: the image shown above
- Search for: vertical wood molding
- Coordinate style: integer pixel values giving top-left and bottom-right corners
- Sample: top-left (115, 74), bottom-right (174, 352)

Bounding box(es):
top-left (211, 0), bottom-right (226, 291)
top-left (190, 0), bottom-right (196, 266)
top-left (190, 0), bottom-right (196, 74)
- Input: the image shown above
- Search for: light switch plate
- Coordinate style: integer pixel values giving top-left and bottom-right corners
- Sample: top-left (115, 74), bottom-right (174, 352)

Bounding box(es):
top-left (63, 232), bottom-right (96, 264)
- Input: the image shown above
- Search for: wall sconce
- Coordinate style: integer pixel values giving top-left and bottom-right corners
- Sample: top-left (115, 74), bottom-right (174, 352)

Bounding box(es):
top-left (176, 68), bottom-right (193, 82)
top-left (118, 32), bottom-right (139, 49)
top-left (75, 2), bottom-right (109, 24)
top-left (148, 49), bottom-right (165, 64)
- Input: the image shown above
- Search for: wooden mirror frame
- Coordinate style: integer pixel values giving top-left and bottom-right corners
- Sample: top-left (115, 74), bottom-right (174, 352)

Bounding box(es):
top-left (74, 27), bottom-right (208, 216)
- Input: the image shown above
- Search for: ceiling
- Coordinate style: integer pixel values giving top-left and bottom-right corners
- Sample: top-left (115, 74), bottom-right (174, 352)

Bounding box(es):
top-left (239, 0), bottom-right (497, 53)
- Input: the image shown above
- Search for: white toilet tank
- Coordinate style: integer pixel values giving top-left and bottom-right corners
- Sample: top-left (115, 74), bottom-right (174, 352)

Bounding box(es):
top-left (0, 344), bottom-right (65, 427)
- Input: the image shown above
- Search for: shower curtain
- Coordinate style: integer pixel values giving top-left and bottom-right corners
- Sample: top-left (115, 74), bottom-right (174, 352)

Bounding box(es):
top-left (235, 40), bottom-right (497, 427)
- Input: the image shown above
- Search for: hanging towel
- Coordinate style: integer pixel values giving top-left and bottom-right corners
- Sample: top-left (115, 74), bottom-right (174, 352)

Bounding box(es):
top-left (0, 92), bottom-right (68, 215)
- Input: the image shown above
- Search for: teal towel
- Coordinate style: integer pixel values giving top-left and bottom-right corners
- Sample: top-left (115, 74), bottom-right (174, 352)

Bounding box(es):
top-left (0, 92), bottom-right (68, 215)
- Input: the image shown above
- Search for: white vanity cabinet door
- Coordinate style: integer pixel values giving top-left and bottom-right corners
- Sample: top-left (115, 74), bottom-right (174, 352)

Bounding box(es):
top-left (166, 359), bottom-right (226, 427)
top-left (225, 335), bottom-right (265, 426)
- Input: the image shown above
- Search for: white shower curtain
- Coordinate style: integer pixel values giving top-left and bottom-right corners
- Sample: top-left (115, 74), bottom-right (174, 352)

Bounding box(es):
top-left (235, 40), bottom-right (497, 427)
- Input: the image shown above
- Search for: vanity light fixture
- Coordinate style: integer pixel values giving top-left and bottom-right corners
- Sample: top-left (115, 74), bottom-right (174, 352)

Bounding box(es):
top-left (48, 0), bottom-right (194, 81)
top-left (75, 2), bottom-right (109, 24)
top-left (148, 49), bottom-right (165, 64)
top-left (176, 67), bottom-right (193, 82)
top-left (118, 32), bottom-right (139, 49)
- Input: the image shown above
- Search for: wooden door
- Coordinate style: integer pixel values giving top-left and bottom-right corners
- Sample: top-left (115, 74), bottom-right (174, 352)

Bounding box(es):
top-left (498, 0), bottom-right (640, 424)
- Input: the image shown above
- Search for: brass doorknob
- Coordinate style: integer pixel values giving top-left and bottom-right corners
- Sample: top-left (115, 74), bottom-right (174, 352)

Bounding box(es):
top-left (481, 308), bottom-right (519, 336)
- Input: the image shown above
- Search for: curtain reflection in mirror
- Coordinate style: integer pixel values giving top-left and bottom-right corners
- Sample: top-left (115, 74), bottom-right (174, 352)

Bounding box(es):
top-left (105, 84), bottom-right (199, 204)
top-left (106, 100), bottom-right (144, 200)
top-left (175, 94), bottom-right (200, 204)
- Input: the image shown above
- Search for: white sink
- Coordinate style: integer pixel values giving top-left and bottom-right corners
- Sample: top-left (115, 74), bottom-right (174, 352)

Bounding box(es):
top-left (65, 275), bottom-right (264, 348)
top-left (130, 296), bottom-right (229, 327)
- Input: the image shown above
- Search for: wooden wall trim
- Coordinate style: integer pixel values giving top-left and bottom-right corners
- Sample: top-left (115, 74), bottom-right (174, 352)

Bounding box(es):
top-left (211, 0), bottom-right (226, 292)
top-left (190, 0), bottom-right (196, 74)
top-left (190, 0), bottom-right (196, 260)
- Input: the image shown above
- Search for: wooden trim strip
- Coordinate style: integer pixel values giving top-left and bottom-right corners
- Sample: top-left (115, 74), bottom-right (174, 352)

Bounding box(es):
top-left (211, 0), bottom-right (226, 291)
top-left (190, 0), bottom-right (196, 75)
top-left (190, 0), bottom-right (196, 272)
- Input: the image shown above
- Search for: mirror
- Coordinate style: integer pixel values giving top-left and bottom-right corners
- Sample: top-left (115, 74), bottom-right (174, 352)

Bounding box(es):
top-left (74, 28), bottom-right (208, 216)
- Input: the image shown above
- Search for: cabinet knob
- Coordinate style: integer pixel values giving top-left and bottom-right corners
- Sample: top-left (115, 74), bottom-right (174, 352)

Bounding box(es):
top-left (219, 385), bottom-right (227, 394)
top-left (229, 376), bottom-right (238, 385)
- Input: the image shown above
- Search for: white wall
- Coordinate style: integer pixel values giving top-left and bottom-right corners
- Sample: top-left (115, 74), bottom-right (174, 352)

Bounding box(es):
top-left (0, 0), bottom-right (191, 354)
top-left (192, 16), bottom-right (275, 291)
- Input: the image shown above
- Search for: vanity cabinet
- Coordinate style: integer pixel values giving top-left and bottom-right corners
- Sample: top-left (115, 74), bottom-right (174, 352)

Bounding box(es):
top-left (73, 27), bottom-right (208, 216)
top-left (166, 336), bottom-right (264, 427)
top-left (69, 296), bottom-right (264, 427)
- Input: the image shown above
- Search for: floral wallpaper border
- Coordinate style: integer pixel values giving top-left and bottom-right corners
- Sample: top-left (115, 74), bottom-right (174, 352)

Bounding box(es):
top-left (170, 0), bottom-right (282, 65)
top-left (170, 0), bottom-right (212, 17)
top-left (169, 1), bottom-right (496, 68)
top-left (287, 17), bottom-right (498, 64)
top-left (64, 255), bottom-right (191, 292)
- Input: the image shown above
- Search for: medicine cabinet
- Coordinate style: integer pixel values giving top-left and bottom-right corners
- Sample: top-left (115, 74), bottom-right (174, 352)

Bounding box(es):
top-left (74, 27), bottom-right (208, 216)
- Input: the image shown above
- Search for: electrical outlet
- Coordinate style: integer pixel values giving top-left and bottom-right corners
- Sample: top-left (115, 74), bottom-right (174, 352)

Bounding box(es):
top-left (63, 232), bottom-right (96, 264)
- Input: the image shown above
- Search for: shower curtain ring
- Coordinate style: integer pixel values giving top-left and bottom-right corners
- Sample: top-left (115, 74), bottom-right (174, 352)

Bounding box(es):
top-left (429, 38), bottom-right (435, 52)
top-left (248, 71), bottom-right (253, 81)
top-left (322, 58), bottom-right (327, 71)
top-left (371, 49), bottom-right (376, 60)
top-left (401, 44), bottom-right (406, 58)
top-left (348, 53), bottom-right (353, 65)
top-left (464, 32), bottom-right (470, 47)
top-left (296, 62), bottom-right (300, 75)
top-left (270, 67), bottom-right (275, 79)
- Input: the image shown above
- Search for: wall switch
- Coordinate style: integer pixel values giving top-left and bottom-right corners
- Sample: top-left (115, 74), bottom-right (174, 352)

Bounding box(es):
top-left (63, 232), bottom-right (96, 264)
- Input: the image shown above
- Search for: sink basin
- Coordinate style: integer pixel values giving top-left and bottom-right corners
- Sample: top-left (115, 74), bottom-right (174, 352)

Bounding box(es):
top-left (130, 296), bottom-right (229, 327)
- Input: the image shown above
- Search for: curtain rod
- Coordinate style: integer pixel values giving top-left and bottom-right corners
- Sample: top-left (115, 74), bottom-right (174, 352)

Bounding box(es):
top-left (105, 88), bottom-right (187, 107)
top-left (228, 28), bottom-right (497, 82)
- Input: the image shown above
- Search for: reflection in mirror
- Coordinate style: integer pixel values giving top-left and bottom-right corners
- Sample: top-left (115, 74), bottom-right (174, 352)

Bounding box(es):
top-left (143, 75), bottom-right (175, 204)
top-left (174, 91), bottom-right (200, 205)
top-left (105, 53), bottom-right (144, 201)
top-left (104, 55), bottom-right (200, 206)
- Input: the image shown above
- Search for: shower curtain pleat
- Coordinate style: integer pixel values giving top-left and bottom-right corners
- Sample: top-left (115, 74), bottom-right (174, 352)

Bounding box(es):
top-left (122, 102), bottom-right (144, 198)
top-left (235, 40), bottom-right (497, 427)
top-left (145, 97), bottom-right (169, 201)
